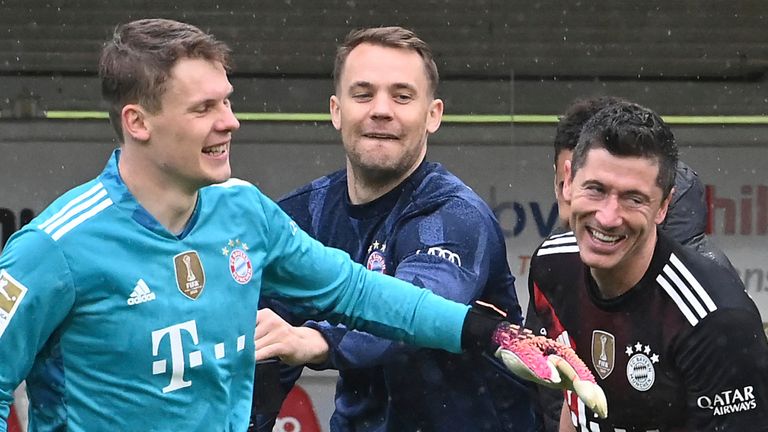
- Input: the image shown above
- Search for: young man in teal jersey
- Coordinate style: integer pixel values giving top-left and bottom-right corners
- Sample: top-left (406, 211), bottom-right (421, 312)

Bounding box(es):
top-left (0, 19), bottom-right (597, 432)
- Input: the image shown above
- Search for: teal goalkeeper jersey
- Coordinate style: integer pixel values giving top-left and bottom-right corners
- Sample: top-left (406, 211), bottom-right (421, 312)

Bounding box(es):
top-left (0, 150), bottom-right (468, 432)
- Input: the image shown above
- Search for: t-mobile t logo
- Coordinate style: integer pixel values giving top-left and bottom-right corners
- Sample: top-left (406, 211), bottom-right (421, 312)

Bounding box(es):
top-left (151, 320), bottom-right (202, 393)
top-left (150, 320), bottom-right (248, 393)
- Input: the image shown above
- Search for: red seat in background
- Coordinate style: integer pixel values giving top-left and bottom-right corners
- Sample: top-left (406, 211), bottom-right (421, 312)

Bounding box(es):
top-left (273, 385), bottom-right (321, 432)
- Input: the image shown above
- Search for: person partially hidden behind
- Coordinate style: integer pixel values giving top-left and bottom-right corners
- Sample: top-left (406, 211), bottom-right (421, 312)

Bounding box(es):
top-left (528, 101), bottom-right (768, 431)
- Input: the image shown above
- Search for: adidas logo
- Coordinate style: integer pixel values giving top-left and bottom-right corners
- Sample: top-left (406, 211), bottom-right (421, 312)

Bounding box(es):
top-left (127, 279), bottom-right (156, 306)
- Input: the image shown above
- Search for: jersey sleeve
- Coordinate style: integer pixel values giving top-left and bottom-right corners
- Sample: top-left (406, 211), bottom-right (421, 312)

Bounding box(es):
top-left (0, 230), bottom-right (75, 424)
top-left (677, 308), bottom-right (768, 430)
top-left (256, 192), bottom-right (468, 354)
top-left (304, 201), bottom-right (503, 370)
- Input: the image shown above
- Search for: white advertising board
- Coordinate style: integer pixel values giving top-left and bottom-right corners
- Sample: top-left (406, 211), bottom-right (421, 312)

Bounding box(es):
top-left (1, 138), bottom-right (766, 318)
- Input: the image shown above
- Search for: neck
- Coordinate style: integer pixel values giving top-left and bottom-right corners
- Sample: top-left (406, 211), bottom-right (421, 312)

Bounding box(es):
top-left (118, 148), bottom-right (198, 234)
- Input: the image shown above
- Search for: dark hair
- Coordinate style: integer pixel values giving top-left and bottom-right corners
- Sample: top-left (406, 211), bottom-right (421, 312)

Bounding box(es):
top-left (99, 18), bottom-right (231, 139)
top-left (333, 26), bottom-right (439, 97)
top-left (553, 96), bottom-right (627, 165)
top-left (571, 102), bottom-right (679, 199)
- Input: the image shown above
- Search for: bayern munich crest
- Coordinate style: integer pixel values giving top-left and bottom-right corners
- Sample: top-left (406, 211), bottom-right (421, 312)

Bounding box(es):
top-left (625, 341), bottom-right (660, 392)
top-left (366, 240), bottom-right (387, 273)
top-left (222, 239), bottom-right (253, 285)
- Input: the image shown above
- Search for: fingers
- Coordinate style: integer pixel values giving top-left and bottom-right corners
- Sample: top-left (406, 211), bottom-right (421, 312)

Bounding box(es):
top-left (572, 379), bottom-right (608, 419)
top-left (495, 332), bottom-right (609, 419)
top-left (255, 308), bottom-right (293, 348)
top-left (549, 355), bottom-right (608, 419)
top-left (254, 308), bottom-right (329, 366)
top-left (549, 355), bottom-right (578, 386)
top-left (496, 347), bottom-right (560, 386)
top-left (255, 308), bottom-right (298, 360)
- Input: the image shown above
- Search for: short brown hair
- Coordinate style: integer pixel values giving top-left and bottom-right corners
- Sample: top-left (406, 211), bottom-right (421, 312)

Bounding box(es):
top-left (99, 18), bottom-right (231, 139)
top-left (333, 26), bottom-right (439, 97)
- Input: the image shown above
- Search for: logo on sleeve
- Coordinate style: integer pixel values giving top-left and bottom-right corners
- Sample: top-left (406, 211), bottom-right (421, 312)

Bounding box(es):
top-left (697, 386), bottom-right (757, 416)
top-left (174, 251), bottom-right (206, 300)
top-left (0, 270), bottom-right (28, 338)
top-left (416, 246), bottom-right (462, 266)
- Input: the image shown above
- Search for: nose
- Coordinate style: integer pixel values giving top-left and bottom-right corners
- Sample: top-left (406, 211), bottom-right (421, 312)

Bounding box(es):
top-left (370, 93), bottom-right (393, 120)
top-left (594, 194), bottom-right (622, 228)
top-left (217, 102), bottom-right (240, 132)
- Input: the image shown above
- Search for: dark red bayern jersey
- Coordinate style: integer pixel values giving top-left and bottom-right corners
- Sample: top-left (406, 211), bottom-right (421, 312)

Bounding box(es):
top-left (528, 230), bottom-right (768, 432)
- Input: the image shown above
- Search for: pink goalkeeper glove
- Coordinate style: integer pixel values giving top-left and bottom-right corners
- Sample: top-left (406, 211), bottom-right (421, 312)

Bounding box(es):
top-left (493, 322), bottom-right (608, 419)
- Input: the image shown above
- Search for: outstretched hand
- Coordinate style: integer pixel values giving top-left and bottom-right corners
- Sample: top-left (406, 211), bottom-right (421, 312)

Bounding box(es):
top-left (254, 308), bottom-right (329, 365)
top-left (493, 322), bottom-right (608, 419)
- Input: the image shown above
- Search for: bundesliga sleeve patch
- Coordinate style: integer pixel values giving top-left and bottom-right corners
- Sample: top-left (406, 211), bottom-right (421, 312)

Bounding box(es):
top-left (0, 270), bottom-right (28, 338)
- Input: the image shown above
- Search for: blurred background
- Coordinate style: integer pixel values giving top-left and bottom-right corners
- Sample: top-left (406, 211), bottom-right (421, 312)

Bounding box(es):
top-left (1, 1), bottom-right (766, 430)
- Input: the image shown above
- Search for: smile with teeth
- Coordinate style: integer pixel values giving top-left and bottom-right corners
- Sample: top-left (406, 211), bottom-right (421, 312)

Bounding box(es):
top-left (363, 132), bottom-right (398, 140)
top-left (588, 227), bottom-right (624, 244)
top-left (203, 144), bottom-right (227, 156)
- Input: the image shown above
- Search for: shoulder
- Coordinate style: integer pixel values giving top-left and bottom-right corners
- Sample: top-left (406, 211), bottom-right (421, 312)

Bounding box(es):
top-left (651, 235), bottom-right (755, 327)
top-left (411, 163), bottom-right (495, 221)
top-left (30, 179), bottom-right (114, 244)
top-left (529, 231), bottom-right (583, 282)
top-left (205, 177), bottom-right (268, 207)
top-left (207, 177), bottom-right (259, 194)
top-left (531, 231), bottom-right (580, 262)
top-left (277, 170), bottom-right (345, 205)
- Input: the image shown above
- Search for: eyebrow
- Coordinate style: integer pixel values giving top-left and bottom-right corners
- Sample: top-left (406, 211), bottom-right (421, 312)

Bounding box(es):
top-left (348, 81), bottom-right (373, 90)
top-left (584, 179), bottom-right (652, 200)
top-left (348, 81), bottom-right (417, 92)
top-left (189, 87), bottom-right (234, 108)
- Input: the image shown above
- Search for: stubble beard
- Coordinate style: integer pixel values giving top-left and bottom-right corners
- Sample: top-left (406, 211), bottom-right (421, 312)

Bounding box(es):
top-left (350, 155), bottom-right (410, 189)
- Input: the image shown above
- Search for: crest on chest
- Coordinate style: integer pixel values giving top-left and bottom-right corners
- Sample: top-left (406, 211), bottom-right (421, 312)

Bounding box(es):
top-left (624, 340), bottom-right (661, 392)
top-left (365, 240), bottom-right (387, 274)
top-left (221, 238), bottom-right (254, 285)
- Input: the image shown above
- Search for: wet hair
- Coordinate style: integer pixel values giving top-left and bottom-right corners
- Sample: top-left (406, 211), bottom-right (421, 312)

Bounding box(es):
top-left (571, 102), bottom-right (679, 199)
top-left (99, 18), bottom-right (231, 139)
top-left (333, 26), bottom-right (439, 97)
top-left (553, 96), bottom-right (627, 165)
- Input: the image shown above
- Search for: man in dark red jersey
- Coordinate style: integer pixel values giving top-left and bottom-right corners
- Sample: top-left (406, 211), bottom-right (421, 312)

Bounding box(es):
top-left (528, 101), bottom-right (768, 431)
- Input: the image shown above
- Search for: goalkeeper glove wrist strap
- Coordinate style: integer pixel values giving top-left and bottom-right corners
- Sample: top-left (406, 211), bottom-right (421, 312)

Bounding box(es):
top-left (461, 306), bottom-right (505, 353)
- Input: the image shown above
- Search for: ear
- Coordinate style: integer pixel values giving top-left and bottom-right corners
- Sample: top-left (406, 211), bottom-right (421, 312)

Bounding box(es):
top-left (552, 163), bottom-right (558, 195)
top-left (654, 187), bottom-right (674, 224)
top-left (562, 159), bottom-right (573, 200)
top-left (121, 104), bottom-right (150, 142)
top-left (330, 95), bottom-right (341, 131)
top-left (426, 98), bottom-right (444, 134)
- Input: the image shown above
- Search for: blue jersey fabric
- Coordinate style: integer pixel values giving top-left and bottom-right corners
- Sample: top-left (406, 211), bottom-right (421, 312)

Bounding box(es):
top-left (0, 150), bottom-right (470, 432)
top-left (269, 161), bottom-right (538, 432)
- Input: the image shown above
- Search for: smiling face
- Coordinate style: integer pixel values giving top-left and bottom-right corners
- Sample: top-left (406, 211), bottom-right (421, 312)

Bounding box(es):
top-left (138, 57), bottom-right (240, 193)
top-left (330, 42), bottom-right (443, 190)
top-left (564, 148), bottom-right (671, 294)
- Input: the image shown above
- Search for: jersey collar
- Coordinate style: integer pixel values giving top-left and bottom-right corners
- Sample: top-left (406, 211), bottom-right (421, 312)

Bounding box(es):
top-left (98, 149), bottom-right (200, 239)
